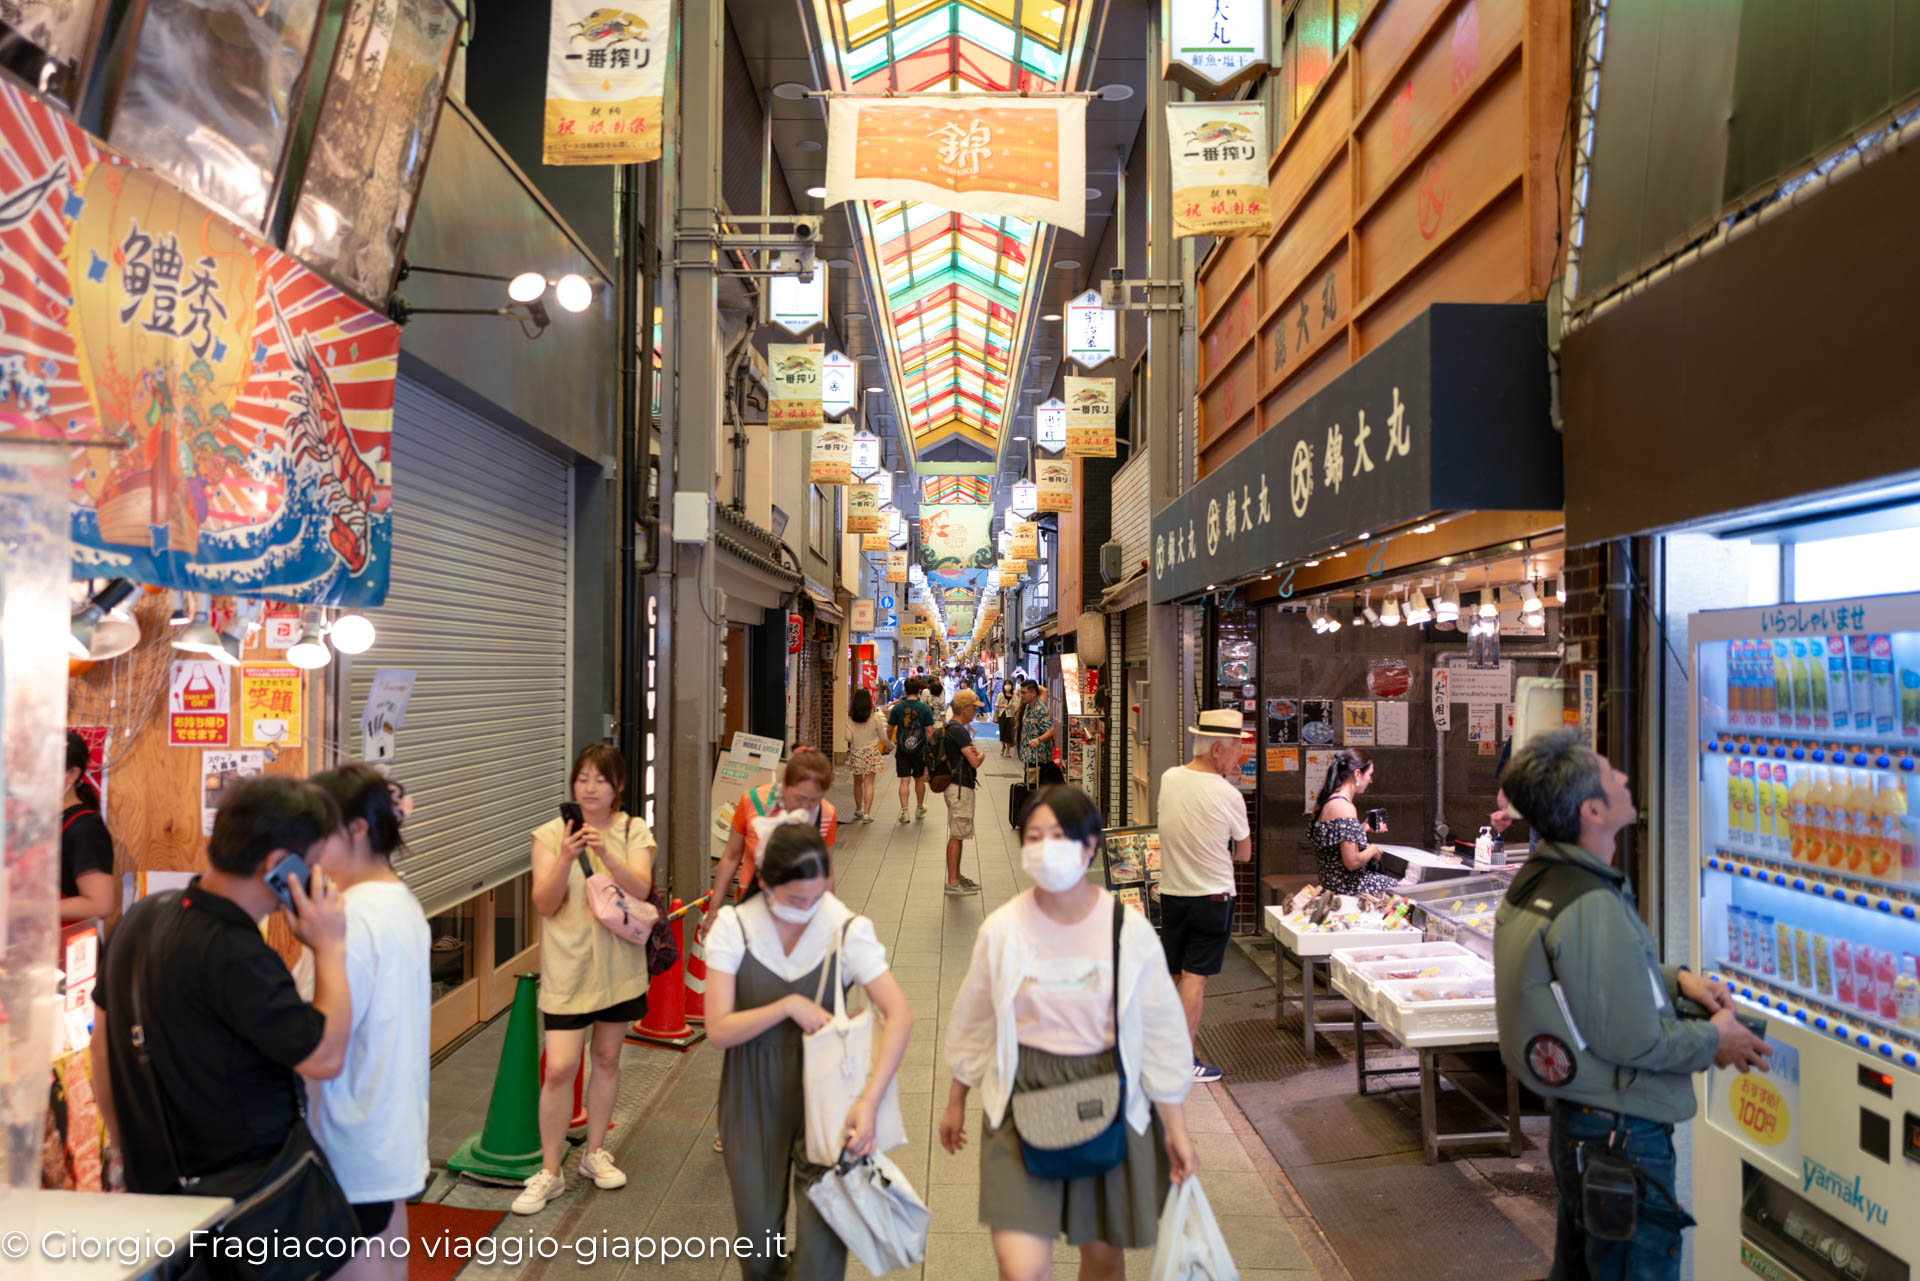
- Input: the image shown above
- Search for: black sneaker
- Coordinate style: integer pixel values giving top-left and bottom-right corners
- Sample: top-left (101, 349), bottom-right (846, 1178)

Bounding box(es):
top-left (1192, 1059), bottom-right (1223, 1083)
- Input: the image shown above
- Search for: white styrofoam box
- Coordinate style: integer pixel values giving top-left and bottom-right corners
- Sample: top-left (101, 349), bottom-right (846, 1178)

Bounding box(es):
top-left (1328, 940), bottom-right (1476, 995)
top-left (1265, 904), bottom-right (1421, 957)
top-left (1373, 975), bottom-right (1499, 1047)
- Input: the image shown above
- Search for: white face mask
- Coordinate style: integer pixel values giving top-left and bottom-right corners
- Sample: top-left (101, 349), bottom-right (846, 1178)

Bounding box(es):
top-left (1021, 838), bottom-right (1089, 893)
top-left (767, 896), bottom-right (822, 925)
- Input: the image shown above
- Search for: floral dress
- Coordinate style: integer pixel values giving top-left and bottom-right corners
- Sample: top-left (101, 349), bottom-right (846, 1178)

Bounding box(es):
top-left (1309, 814), bottom-right (1399, 896)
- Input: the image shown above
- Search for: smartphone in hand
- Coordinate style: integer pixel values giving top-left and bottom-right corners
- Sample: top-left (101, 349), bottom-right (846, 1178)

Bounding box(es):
top-left (265, 852), bottom-right (312, 912)
top-left (560, 802), bottom-right (584, 833)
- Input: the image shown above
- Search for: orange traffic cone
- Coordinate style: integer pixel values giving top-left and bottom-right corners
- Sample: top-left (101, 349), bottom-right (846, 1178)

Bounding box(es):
top-left (684, 935), bottom-right (707, 1024)
top-left (628, 899), bottom-right (704, 1050)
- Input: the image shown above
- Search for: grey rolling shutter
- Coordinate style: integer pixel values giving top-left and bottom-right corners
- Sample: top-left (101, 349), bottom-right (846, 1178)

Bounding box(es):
top-left (347, 380), bottom-right (573, 917)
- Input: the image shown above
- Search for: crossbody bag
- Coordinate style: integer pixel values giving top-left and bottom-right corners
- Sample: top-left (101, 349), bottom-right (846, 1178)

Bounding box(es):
top-left (1008, 897), bottom-right (1127, 1180)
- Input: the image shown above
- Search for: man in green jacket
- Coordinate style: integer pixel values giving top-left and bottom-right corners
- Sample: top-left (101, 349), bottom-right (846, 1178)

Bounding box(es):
top-left (1494, 730), bottom-right (1771, 1281)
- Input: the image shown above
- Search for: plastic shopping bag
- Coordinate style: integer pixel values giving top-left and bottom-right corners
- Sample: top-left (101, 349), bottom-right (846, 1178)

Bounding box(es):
top-left (804, 1152), bottom-right (929, 1275)
top-left (1146, 1176), bottom-right (1240, 1281)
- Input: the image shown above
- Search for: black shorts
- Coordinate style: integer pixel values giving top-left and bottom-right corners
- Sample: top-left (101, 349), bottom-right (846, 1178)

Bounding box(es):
top-left (1159, 894), bottom-right (1234, 977)
top-left (895, 749), bottom-right (926, 778)
top-left (352, 1200), bottom-right (395, 1237)
top-left (543, 992), bottom-right (648, 1032)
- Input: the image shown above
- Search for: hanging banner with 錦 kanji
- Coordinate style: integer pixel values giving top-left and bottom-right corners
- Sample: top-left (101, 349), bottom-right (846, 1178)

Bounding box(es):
top-left (810, 424), bottom-right (851, 484)
top-left (543, 0), bottom-right (668, 165)
top-left (0, 81), bottom-right (399, 607)
top-left (845, 484), bottom-right (881, 533)
top-left (1065, 376), bottom-right (1116, 457)
top-left (825, 96), bottom-right (1088, 235)
top-left (918, 503), bottom-right (995, 577)
top-left (768, 344), bottom-right (824, 430)
top-left (1037, 458), bottom-right (1074, 513)
top-left (1167, 102), bottom-right (1272, 239)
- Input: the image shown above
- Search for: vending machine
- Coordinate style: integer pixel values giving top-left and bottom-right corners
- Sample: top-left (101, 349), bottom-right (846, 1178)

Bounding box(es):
top-left (1690, 595), bottom-right (1920, 1281)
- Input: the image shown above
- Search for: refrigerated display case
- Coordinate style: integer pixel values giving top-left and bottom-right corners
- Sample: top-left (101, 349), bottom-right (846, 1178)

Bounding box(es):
top-left (1690, 595), bottom-right (1920, 1281)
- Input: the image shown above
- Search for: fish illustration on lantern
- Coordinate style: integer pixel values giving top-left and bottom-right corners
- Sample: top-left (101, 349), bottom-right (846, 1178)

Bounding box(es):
top-left (570, 9), bottom-right (649, 45)
top-left (269, 285), bottom-right (379, 575)
top-left (1183, 120), bottom-right (1256, 147)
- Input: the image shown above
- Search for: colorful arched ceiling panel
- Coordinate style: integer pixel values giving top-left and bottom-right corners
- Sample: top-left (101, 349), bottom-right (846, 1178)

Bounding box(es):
top-left (922, 475), bottom-right (992, 505)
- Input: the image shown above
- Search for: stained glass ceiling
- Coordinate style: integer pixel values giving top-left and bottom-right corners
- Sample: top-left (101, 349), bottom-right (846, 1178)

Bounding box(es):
top-left (817, 0), bottom-right (1092, 469)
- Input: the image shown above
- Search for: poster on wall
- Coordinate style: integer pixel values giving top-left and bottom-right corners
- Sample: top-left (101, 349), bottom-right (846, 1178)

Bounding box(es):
top-left (767, 344), bottom-right (824, 429)
top-left (542, 0), bottom-right (669, 165)
top-left (1266, 746), bottom-right (1297, 773)
top-left (1367, 660), bottom-right (1412, 700)
top-left (1303, 749), bottom-right (1336, 815)
top-left (1300, 699), bottom-right (1335, 746)
top-left (1467, 703), bottom-right (1498, 753)
top-left (201, 749), bottom-right (265, 835)
top-left (1377, 700), bottom-right (1409, 747)
top-left (1064, 376), bottom-right (1116, 457)
top-left (1167, 101), bottom-right (1273, 239)
top-left (810, 424), bottom-right (851, 484)
top-left (1036, 458), bottom-right (1074, 513)
top-left (849, 598), bottom-right (875, 632)
top-left (1265, 698), bottom-right (1298, 745)
top-left (240, 664), bottom-right (303, 749)
top-left (0, 82), bottom-right (402, 608)
top-left (1342, 701), bottom-right (1375, 747)
top-left (168, 660), bottom-right (231, 746)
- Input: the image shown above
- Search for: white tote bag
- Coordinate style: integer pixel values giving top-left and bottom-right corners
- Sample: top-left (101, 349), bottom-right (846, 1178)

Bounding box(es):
top-left (802, 919), bottom-right (908, 1166)
top-left (1146, 1176), bottom-right (1240, 1281)
top-left (803, 1151), bottom-right (929, 1275)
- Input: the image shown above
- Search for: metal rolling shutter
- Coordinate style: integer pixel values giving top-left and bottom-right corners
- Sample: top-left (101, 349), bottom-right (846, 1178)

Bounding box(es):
top-left (347, 380), bottom-right (573, 917)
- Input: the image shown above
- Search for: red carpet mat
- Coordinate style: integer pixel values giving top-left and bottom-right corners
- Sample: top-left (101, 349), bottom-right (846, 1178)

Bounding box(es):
top-left (409, 1202), bottom-right (507, 1281)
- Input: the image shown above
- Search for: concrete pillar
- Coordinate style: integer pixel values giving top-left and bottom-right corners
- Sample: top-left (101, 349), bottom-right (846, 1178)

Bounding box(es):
top-left (1144, 9), bottom-right (1183, 816)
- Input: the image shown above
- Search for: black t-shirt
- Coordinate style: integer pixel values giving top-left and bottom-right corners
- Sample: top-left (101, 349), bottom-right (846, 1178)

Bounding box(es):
top-left (94, 883), bottom-right (325, 1193)
top-left (60, 804), bottom-right (114, 899)
top-left (943, 721), bottom-right (977, 789)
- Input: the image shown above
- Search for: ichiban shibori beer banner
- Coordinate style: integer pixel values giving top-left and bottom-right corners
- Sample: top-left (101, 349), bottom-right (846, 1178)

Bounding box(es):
top-left (544, 0), bottom-right (669, 165)
top-left (811, 424), bottom-right (852, 484)
top-left (769, 344), bottom-right (824, 430)
top-left (1037, 458), bottom-right (1074, 512)
top-left (845, 484), bottom-right (882, 533)
top-left (825, 96), bottom-right (1088, 235)
top-left (1064, 376), bottom-right (1116, 457)
top-left (1166, 101), bottom-right (1272, 240)
top-left (0, 80), bottom-right (399, 607)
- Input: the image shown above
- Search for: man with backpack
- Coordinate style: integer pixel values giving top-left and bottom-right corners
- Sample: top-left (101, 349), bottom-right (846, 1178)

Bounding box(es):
top-left (935, 689), bottom-right (985, 896)
top-left (889, 677), bottom-right (936, 824)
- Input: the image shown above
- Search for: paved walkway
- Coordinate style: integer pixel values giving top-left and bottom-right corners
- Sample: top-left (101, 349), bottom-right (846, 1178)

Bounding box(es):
top-left (437, 749), bottom-right (1328, 1280)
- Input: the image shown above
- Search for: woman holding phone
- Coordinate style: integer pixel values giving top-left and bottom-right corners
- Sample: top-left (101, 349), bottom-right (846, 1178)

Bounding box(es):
top-left (516, 743), bottom-right (655, 1215)
top-left (1309, 748), bottom-right (1398, 896)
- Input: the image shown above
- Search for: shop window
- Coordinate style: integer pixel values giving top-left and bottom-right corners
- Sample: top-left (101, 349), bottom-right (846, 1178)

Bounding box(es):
top-left (428, 898), bottom-right (476, 1004)
top-left (493, 873), bottom-right (533, 969)
top-left (1792, 528), bottom-right (1920, 602)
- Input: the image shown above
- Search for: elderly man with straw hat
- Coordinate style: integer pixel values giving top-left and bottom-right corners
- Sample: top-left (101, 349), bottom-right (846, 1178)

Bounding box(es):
top-left (1155, 708), bottom-right (1254, 1082)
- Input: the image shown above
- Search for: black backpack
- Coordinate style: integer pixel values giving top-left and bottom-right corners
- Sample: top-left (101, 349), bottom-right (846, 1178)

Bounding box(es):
top-left (900, 703), bottom-right (926, 755)
top-left (928, 724), bottom-right (957, 793)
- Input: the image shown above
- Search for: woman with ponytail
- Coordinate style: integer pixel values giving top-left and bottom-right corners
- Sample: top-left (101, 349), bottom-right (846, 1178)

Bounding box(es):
top-left (1309, 748), bottom-right (1398, 896)
top-left (60, 730), bottom-right (116, 921)
top-left (306, 763), bottom-right (431, 1279)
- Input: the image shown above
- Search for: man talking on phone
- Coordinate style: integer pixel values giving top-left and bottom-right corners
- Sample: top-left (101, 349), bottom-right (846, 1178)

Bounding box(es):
top-left (1494, 731), bottom-right (1771, 1281)
top-left (91, 776), bottom-right (354, 1195)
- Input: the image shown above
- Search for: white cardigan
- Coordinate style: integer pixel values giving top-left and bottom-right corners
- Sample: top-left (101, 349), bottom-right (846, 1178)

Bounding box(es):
top-left (945, 890), bottom-right (1193, 1134)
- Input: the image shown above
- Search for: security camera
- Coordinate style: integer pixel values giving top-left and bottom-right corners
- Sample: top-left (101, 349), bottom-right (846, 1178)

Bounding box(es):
top-left (793, 221), bottom-right (816, 241)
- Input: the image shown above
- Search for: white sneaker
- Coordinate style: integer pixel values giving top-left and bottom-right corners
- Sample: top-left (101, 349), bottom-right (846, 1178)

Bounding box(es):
top-left (511, 1168), bottom-right (564, 1215)
top-left (579, 1147), bottom-right (627, 1190)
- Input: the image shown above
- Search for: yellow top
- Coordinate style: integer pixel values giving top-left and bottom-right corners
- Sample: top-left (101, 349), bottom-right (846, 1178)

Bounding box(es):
top-left (531, 813), bottom-right (655, 1015)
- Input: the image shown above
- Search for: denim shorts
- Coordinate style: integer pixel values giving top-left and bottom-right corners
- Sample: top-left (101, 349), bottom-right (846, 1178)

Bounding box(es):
top-left (1547, 1102), bottom-right (1695, 1281)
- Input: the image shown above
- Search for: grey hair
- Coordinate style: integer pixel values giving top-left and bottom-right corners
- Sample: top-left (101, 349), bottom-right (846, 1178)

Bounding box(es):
top-left (1499, 729), bottom-right (1608, 843)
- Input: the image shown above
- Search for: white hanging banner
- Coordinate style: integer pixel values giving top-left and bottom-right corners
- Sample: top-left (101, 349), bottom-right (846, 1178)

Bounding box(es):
top-left (1065, 376), bottom-right (1116, 457)
top-left (850, 430), bottom-right (881, 474)
top-left (769, 269), bottom-right (827, 335)
top-left (845, 484), bottom-right (882, 533)
top-left (873, 471), bottom-right (893, 507)
top-left (768, 344), bottom-right (824, 430)
top-left (1168, 102), bottom-right (1273, 239)
top-left (1035, 397), bottom-right (1068, 451)
top-left (824, 96), bottom-right (1088, 234)
top-left (1010, 480), bottom-right (1037, 515)
top-left (1163, 0), bottom-right (1270, 94)
top-left (543, 0), bottom-right (670, 165)
top-left (810, 424), bottom-right (852, 484)
top-left (1037, 458), bottom-right (1074, 513)
top-left (1065, 290), bottom-right (1115, 368)
top-left (821, 351), bottom-right (857, 416)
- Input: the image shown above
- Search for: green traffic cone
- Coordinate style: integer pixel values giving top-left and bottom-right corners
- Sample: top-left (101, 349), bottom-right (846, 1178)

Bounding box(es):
top-left (447, 973), bottom-right (545, 1184)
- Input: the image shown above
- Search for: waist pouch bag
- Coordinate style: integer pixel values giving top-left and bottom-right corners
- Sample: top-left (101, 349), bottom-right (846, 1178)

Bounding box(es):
top-left (576, 847), bottom-right (659, 947)
top-left (1010, 898), bottom-right (1127, 1180)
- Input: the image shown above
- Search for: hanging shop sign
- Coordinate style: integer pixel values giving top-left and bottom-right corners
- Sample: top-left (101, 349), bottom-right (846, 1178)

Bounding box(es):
top-left (948, 604), bottom-right (975, 636)
top-left (900, 621), bottom-right (932, 640)
top-left (1010, 480), bottom-right (1038, 515)
top-left (810, 424), bottom-right (852, 484)
top-left (1065, 376), bottom-right (1117, 457)
top-left (873, 471), bottom-right (893, 506)
top-left (1037, 458), bottom-right (1074, 513)
top-left (168, 659), bottom-right (231, 746)
top-left (1065, 291), bottom-right (1116, 369)
top-left (1035, 398), bottom-right (1069, 451)
top-left (239, 664), bottom-right (303, 749)
top-left (0, 83), bottom-right (400, 607)
top-left (788, 613), bottom-right (805, 652)
top-left (543, 0), bottom-right (669, 165)
top-left (1167, 101), bottom-right (1273, 240)
top-left (1148, 305), bottom-right (1560, 605)
top-left (1000, 558), bottom-right (1028, 577)
top-left (768, 269), bottom-right (827, 336)
top-left (919, 503), bottom-right (995, 576)
top-left (862, 531), bottom-right (890, 552)
top-left (845, 484), bottom-right (882, 533)
top-left (821, 352), bottom-right (858, 419)
top-left (886, 550), bottom-right (909, 583)
top-left (1163, 0), bottom-right (1270, 95)
top-left (1010, 520), bottom-right (1040, 559)
top-left (850, 430), bottom-right (881, 474)
top-left (768, 343), bottom-right (824, 430)
top-left (849, 598), bottom-right (875, 632)
top-left (888, 509), bottom-right (909, 546)
top-left (824, 96), bottom-right (1088, 235)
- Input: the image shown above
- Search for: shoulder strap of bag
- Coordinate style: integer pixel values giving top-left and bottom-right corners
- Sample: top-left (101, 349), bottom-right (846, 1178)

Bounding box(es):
top-left (62, 808), bottom-right (100, 834)
top-left (1111, 897), bottom-right (1126, 1097)
top-left (125, 892), bottom-right (197, 1189)
top-left (810, 916), bottom-right (858, 1015)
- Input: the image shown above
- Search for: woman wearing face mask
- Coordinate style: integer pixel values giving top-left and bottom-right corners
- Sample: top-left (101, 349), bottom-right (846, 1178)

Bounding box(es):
top-left (700, 749), bottom-right (838, 942)
top-left (703, 823), bottom-right (913, 1280)
top-left (306, 764), bottom-right (430, 1281)
top-left (940, 786), bottom-right (1197, 1281)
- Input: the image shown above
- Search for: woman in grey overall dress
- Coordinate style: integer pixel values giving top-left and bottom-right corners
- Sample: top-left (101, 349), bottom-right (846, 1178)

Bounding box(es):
top-left (703, 821), bottom-right (915, 1280)
top-left (941, 786), bottom-right (1198, 1281)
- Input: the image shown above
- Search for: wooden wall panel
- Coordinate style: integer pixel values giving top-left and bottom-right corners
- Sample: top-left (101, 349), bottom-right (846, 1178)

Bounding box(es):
top-left (1256, 340), bottom-right (1352, 445)
top-left (1199, 349), bottom-right (1259, 454)
top-left (1358, 0), bottom-right (1452, 108)
top-left (1354, 188), bottom-right (1528, 353)
top-left (1259, 155), bottom-right (1351, 314)
top-left (1198, 412), bottom-right (1258, 481)
top-left (1200, 279), bottom-right (1260, 383)
top-left (1198, 235), bottom-right (1259, 317)
top-left (1259, 243), bottom-right (1351, 398)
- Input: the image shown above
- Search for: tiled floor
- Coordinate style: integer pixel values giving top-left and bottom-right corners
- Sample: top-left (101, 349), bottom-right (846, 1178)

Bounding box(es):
top-left (431, 750), bottom-right (1325, 1280)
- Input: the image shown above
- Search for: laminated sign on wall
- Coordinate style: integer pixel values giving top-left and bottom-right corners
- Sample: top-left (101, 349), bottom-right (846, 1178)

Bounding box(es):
top-left (543, 0), bottom-right (669, 164)
top-left (1167, 102), bottom-right (1272, 239)
top-left (768, 344), bottom-right (823, 430)
top-left (1065, 376), bottom-right (1116, 457)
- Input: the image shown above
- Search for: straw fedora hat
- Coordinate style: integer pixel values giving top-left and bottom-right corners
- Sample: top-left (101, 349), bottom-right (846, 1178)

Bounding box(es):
top-left (1189, 708), bottom-right (1252, 739)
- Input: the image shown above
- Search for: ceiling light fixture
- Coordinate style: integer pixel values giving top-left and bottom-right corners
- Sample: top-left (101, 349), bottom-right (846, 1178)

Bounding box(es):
top-left (1053, 258), bottom-right (1082, 270)
top-left (1521, 580), bottom-right (1543, 617)
top-left (172, 594), bottom-right (221, 656)
top-left (1361, 592), bottom-right (1378, 626)
top-left (287, 608), bottom-right (332, 671)
top-left (1095, 83), bottom-right (1135, 101)
top-left (330, 611), bottom-right (377, 655)
top-left (1436, 584), bottom-right (1461, 623)
top-left (212, 599), bottom-right (265, 668)
top-left (68, 579), bottom-right (136, 660)
top-left (865, 385), bottom-right (885, 394)
top-left (1381, 596), bottom-right (1402, 627)
top-left (1405, 588), bottom-right (1431, 625)
top-left (1041, 312), bottom-right (1061, 321)
top-left (796, 138), bottom-right (823, 152)
top-left (1085, 187), bottom-right (1102, 200)
top-left (1304, 559), bottom-right (1320, 567)
top-left (771, 82), bottom-right (812, 99)
top-left (507, 271), bottom-right (546, 303)
top-left (1412, 522), bottom-right (1437, 535)
top-left (805, 185), bottom-right (828, 198)
top-left (1555, 571), bottom-right (1568, 604)
top-left (1479, 570), bottom-right (1498, 619)
top-left (553, 273), bottom-right (595, 313)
